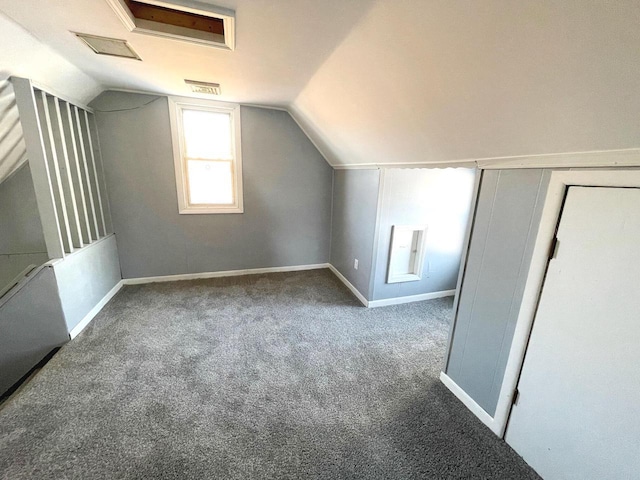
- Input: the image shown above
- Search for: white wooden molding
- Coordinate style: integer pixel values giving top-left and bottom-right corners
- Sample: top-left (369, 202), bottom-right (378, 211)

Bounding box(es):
top-left (386, 224), bottom-right (428, 284)
top-left (440, 372), bottom-right (500, 434)
top-left (327, 265), bottom-right (369, 307)
top-left (30, 79), bottom-right (94, 113)
top-left (123, 263), bottom-right (330, 285)
top-left (69, 280), bottom-right (124, 339)
top-left (492, 169), bottom-right (640, 438)
top-left (333, 160), bottom-right (477, 170)
top-left (368, 289), bottom-right (455, 308)
top-left (105, 0), bottom-right (235, 50)
top-left (168, 96), bottom-right (243, 215)
top-left (331, 148), bottom-right (640, 171)
top-left (11, 77), bottom-right (66, 259)
top-left (476, 148), bottom-right (640, 170)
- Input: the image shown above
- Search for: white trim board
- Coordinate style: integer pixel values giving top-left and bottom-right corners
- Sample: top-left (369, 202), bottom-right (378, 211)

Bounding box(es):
top-left (327, 264), bottom-right (369, 307)
top-left (440, 372), bottom-right (500, 434)
top-left (491, 169), bottom-right (640, 438)
top-left (331, 148), bottom-right (640, 171)
top-left (122, 263), bottom-right (330, 285)
top-left (368, 289), bottom-right (455, 308)
top-left (68, 280), bottom-right (124, 339)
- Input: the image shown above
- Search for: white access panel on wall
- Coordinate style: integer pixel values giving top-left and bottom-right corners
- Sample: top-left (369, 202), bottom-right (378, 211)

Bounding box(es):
top-left (386, 225), bottom-right (427, 283)
top-left (504, 186), bottom-right (640, 480)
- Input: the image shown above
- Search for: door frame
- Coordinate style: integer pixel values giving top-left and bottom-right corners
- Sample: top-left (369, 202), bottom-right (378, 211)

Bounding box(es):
top-left (492, 168), bottom-right (640, 437)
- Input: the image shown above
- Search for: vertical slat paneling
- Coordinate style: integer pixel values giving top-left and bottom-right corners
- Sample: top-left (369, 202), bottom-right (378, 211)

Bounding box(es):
top-left (63, 101), bottom-right (92, 244)
top-left (82, 110), bottom-right (107, 237)
top-left (73, 106), bottom-right (100, 241)
top-left (40, 92), bottom-right (74, 253)
top-left (445, 169), bottom-right (549, 416)
top-left (12, 77), bottom-right (112, 258)
top-left (52, 97), bottom-right (83, 249)
top-left (10, 78), bottom-right (65, 258)
top-left (87, 112), bottom-right (113, 234)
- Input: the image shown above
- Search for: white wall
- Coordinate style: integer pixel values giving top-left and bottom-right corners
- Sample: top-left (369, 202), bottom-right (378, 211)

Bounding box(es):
top-left (0, 12), bottom-right (101, 105)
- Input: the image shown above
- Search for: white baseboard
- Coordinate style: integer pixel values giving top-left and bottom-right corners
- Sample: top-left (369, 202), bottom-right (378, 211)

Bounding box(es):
top-left (69, 280), bottom-right (124, 339)
top-left (327, 265), bottom-right (369, 307)
top-left (439, 371), bottom-right (501, 435)
top-left (122, 263), bottom-right (330, 285)
top-left (368, 289), bottom-right (455, 308)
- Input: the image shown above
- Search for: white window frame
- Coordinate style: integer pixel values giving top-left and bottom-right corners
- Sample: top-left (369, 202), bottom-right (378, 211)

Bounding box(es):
top-left (386, 224), bottom-right (428, 283)
top-left (168, 96), bottom-right (243, 214)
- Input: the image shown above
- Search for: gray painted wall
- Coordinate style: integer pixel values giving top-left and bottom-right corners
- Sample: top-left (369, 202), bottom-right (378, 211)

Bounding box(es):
top-left (371, 168), bottom-right (476, 301)
top-left (0, 266), bottom-right (68, 395)
top-left (53, 234), bottom-right (121, 332)
top-left (0, 162), bottom-right (48, 287)
top-left (92, 92), bottom-right (332, 279)
top-left (445, 169), bottom-right (550, 416)
top-left (330, 169), bottom-right (380, 299)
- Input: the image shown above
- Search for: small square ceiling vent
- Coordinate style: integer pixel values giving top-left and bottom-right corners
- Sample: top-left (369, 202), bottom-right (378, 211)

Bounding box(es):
top-left (75, 33), bottom-right (142, 60)
top-left (106, 0), bottom-right (235, 50)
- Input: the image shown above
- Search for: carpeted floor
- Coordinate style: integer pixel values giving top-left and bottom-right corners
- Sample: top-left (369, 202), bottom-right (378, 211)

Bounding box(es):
top-left (0, 269), bottom-right (538, 479)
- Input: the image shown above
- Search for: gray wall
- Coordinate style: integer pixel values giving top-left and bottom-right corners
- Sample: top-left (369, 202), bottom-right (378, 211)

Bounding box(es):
top-left (52, 234), bottom-right (121, 332)
top-left (330, 169), bottom-right (380, 299)
top-left (92, 92), bottom-right (333, 279)
top-left (0, 163), bottom-right (48, 287)
top-left (445, 169), bottom-right (550, 416)
top-left (0, 266), bottom-right (68, 395)
top-left (372, 168), bottom-right (476, 301)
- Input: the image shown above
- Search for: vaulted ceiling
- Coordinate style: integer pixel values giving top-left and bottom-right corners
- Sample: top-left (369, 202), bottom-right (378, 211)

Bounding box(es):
top-left (1, 0), bottom-right (639, 168)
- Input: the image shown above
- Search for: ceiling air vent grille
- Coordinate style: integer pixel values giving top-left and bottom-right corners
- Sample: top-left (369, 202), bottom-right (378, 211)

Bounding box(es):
top-left (106, 0), bottom-right (235, 50)
top-left (75, 33), bottom-right (142, 60)
top-left (185, 80), bottom-right (221, 95)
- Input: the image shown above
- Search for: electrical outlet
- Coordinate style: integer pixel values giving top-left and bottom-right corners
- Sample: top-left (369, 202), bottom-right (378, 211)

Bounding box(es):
top-left (354, 259), bottom-right (359, 270)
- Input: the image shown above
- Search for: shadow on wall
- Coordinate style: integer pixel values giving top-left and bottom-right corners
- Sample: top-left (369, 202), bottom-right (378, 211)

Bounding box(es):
top-left (371, 168), bottom-right (476, 301)
top-left (0, 79), bottom-right (27, 186)
top-left (0, 162), bottom-right (48, 289)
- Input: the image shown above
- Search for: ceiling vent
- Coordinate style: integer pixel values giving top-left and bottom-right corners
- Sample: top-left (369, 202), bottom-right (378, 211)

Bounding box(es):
top-left (185, 79), bottom-right (221, 95)
top-left (75, 33), bottom-right (142, 60)
top-left (106, 0), bottom-right (235, 50)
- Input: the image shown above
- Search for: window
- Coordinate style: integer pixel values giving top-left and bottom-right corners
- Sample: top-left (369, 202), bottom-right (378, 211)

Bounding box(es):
top-left (168, 97), bottom-right (243, 214)
top-left (386, 225), bottom-right (428, 283)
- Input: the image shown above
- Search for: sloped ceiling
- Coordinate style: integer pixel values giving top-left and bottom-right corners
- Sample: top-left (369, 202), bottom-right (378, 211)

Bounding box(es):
top-left (0, 1), bottom-right (639, 168)
top-left (293, 1), bottom-right (640, 166)
top-left (0, 12), bottom-right (102, 184)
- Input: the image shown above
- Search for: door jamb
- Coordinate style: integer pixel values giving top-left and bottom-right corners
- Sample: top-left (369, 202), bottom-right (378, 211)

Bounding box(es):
top-left (493, 169), bottom-right (640, 437)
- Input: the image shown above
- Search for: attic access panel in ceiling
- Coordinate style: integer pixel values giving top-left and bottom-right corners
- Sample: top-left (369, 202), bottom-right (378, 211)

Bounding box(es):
top-left (106, 0), bottom-right (235, 50)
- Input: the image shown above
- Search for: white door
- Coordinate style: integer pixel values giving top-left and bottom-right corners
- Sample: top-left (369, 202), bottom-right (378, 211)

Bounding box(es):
top-left (505, 186), bottom-right (640, 480)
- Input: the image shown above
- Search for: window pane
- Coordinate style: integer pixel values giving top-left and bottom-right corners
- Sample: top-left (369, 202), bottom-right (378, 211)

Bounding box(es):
top-left (182, 109), bottom-right (231, 159)
top-left (187, 160), bottom-right (234, 205)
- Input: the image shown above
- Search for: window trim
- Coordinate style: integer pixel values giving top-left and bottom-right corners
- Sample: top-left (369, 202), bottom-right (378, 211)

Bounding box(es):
top-left (168, 96), bottom-right (243, 214)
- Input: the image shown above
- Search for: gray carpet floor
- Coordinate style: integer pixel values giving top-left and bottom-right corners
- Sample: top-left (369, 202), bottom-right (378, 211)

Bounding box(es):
top-left (0, 269), bottom-right (538, 479)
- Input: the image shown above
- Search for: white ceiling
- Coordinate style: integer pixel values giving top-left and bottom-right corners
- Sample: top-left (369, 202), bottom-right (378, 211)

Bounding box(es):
top-left (0, 0), bottom-right (376, 106)
top-left (293, 1), bottom-right (640, 166)
top-left (1, 1), bottom-right (639, 167)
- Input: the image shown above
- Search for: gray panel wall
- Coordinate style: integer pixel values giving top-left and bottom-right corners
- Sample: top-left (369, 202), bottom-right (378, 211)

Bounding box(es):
top-left (371, 168), bottom-right (476, 301)
top-left (445, 169), bottom-right (550, 416)
top-left (0, 163), bottom-right (48, 287)
top-left (330, 169), bottom-right (380, 299)
top-left (53, 234), bottom-right (121, 332)
top-left (92, 92), bottom-right (332, 279)
top-left (0, 266), bottom-right (68, 395)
